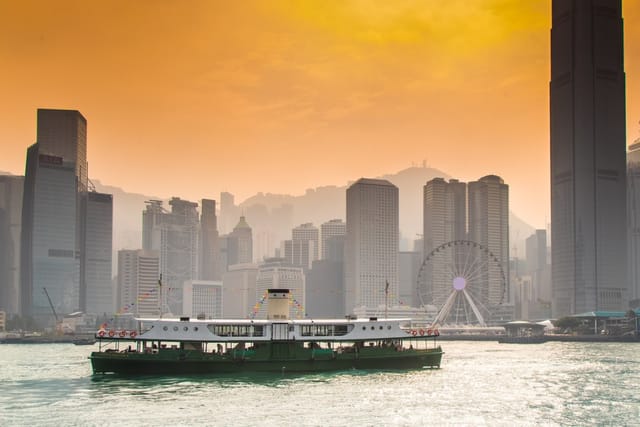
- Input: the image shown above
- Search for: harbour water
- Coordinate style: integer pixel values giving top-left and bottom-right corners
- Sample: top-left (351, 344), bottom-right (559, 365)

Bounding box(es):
top-left (1, 341), bottom-right (638, 426)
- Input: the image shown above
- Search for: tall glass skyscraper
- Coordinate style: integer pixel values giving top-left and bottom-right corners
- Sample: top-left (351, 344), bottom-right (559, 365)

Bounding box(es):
top-left (21, 110), bottom-right (88, 323)
top-left (550, 0), bottom-right (628, 316)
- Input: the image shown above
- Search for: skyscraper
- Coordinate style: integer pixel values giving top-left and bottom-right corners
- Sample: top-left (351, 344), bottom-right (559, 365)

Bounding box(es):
top-left (199, 199), bottom-right (220, 280)
top-left (468, 175), bottom-right (510, 308)
top-left (422, 178), bottom-right (467, 308)
top-left (320, 219), bottom-right (346, 260)
top-left (142, 197), bottom-right (199, 315)
top-left (80, 191), bottom-right (113, 315)
top-left (628, 141), bottom-right (640, 304)
top-left (254, 259), bottom-right (305, 319)
top-left (226, 216), bottom-right (253, 266)
top-left (284, 223), bottom-right (319, 270)
top-left (550, 0), bottom-right (628, 316)
top-left (117, 249), bottom-right (160, 317)
top-left (21, 109), bottom-right (88, 322)
top-left (0, 175), bottom-right (24, 315)
top-left (345, 178), bottom-right (399, 312)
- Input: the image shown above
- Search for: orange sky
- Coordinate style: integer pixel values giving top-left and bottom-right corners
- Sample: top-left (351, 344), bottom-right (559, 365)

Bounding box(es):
top-left (1, 0), bottom-right (639, 228)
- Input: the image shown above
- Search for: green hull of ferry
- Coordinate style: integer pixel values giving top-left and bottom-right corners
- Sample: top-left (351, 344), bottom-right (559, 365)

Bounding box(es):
top-left (90, 341), bottom-right (443, 375)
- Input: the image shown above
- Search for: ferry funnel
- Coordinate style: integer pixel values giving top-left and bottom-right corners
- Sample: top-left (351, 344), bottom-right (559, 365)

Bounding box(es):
top-left (267, 289), bottom-right (290, 320)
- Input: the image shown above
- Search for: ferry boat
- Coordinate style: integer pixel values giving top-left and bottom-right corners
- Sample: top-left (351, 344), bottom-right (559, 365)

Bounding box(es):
top-left (90, 289), bottom-right (443, 375)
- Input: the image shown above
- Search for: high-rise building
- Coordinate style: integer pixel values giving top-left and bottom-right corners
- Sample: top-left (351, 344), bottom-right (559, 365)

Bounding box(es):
top-left (222, 263), bottom-right (258, 318)
top-left (0, 175), bottom-right (24, 315)
top-left (21, 109), bottom-right (88, 323)
top-left (422, 178), bottom-right (467, 308)
top-left (142, 197), bottom-right (199, 315)
top-left (199, 199), bottom-right (220, 281)
top-left (320, 219), bottom-right (346, 260)
top-left (226, 216), bottom-right (253, 266)
top-left (423, 178), bottom-right (466, 253)
top-left (525, 230), bottom-right (551, 303)
top-left (284, 223), bottom-right (319, 270)
top-left (219, 192), bottom-right (238, 235)
top-left (81, 191), bottom-right (113, 315)
top-left (628, 141), bottom-right (640, 304)
top-left (183, 280), bottom-right (223, 319)
top-left (117, 249), bottom-right (160, 317)
top-left (345, 178), bottom-right (399, 313)
top-left (550, 0), bottom-right (628, 316)
top-left (254, 258), bottom-right (305, 319)
top-left (468, 175), bottom-right (510, 308)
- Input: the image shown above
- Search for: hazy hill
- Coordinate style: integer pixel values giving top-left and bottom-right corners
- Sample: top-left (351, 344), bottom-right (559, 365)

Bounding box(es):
top-left (5, 168), bottom-right (535, 266)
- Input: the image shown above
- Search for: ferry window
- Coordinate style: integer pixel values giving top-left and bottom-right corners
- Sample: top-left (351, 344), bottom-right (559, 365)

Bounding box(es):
top-left (371, 326), bottom-right (375, 330)
top-left (387, 326), bottom-right (391, 330)
top-left (362, 326), bottom-right (366, 331)
top-left (207, 324), bottom-right (265, 337)
top-left (184, 327), bottom-right (189, 331)
top-left (163, 326), bottom-right (168, 331)
top-left (173, 326), bottom-right (179, 331)
top-left (334, 325), bottom-right (351, 336)
top-left (194, 327), bottom-right (199, 331)
top-left (379, 326), bottom-right (383, 330)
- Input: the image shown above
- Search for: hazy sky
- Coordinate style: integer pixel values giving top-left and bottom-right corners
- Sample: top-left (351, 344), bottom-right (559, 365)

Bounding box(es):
top-left (1, 0), bottom-right (639, 228)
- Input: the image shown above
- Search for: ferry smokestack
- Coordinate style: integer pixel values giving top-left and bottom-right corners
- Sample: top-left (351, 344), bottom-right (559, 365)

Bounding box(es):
top-left (267, 289), bottom-right (290, 320)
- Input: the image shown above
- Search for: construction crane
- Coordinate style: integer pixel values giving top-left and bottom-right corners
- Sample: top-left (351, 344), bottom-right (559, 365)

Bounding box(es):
top-left (43, 288), bottom-right (61, 334)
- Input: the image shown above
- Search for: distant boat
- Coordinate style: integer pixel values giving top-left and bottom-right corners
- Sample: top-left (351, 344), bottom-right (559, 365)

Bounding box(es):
top-left (90, 289), bottom-right (444, 375)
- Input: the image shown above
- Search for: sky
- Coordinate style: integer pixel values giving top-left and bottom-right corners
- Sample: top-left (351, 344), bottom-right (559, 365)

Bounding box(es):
top-left (1, 0), bottom-right (639, 229)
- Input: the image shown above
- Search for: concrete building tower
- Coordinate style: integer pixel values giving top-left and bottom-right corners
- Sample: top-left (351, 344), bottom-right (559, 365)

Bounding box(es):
top-left (200, 199), bottom-right (220, 281)
top-left (117, 249), bottom-right (160, 317)
top-left (254, 258), bottom-right (305, 319)
top-left (80, 191), bottom-right (113, 315)
top-left (284, 223), bottom-right (319, 270)
top-left (422, 178), bottom-right (467, 308)
top-left (345, 178), bottom-right (399, 313)
top-left (142, 197), bottom-right (199, 315)
top-left (0, 175), bottom-right (24, 316)
top-left (468, 175), bottom-right (510, 308)
top-left (228, 216), bottom-right (253, 266)
top-left (628, 141), bottom-right (640, 304)
top-left (550, 0), bottom-right (628, 316)
top-left (320, 219), bottom-right (346, 260)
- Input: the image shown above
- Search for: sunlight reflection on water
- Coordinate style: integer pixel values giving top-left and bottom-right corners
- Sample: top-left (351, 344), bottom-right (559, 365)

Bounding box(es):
top-left (1, 341), bottom-right (639, 426)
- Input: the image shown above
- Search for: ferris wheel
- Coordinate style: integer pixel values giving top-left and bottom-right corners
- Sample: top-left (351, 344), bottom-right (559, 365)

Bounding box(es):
top-left (416, 240), bottom-right (507, 327)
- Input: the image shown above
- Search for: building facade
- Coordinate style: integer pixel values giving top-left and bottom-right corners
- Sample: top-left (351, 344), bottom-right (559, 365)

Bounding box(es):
top-left (117, 249), bottom-right (160, 317)
top-left (0, 175), bottom-right (24, 315)
top-left (142, 197), bottom-right (199, 315)
top-left (550, 0), bottom-right (628, 316)
top-left (628, 141), bottom-right (640, 304)
top-left (468, 175), bottom-right (510, 308)
top-left (183, 280), bottom-right (223, 319)
top-left (199, 199), bottom-right (220, 281)
top-left (345, 178), bottom-right (399, 313)
top-left (254, 259), bottom-right (305, 319)
top-left (422, 178), bottom-right (467, 308)
top-left (284, 223), bottom-right (319, 270)
top-left (320, 219), bottom-right (346, 260)
top-left (222, 263), bottom-right (258, 318)
top-left (81, 191), bottom-right (113, 315)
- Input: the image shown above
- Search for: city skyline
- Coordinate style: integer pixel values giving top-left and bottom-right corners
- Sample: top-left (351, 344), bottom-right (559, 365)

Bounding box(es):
top-left (2, 1), bottom-right (640, 230)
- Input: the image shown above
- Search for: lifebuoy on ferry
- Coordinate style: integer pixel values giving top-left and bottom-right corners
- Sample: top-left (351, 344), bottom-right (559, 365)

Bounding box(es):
top-left (129, 331), bottom-right (137, 338)
top-left (108, 330), bottom-right (115, 338)
top-left (119, 330), bottom-right (126, 338)
top-left (427, 329), bottom-right (433, 335)
top-left (411, 330), bottom-right (417, 336)
top-left (434, 329), bottom-right (440, 336)
top-left (419, 329), bottom-right (425, 336)
top-left (98, 330), bottom-right (105, 337)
